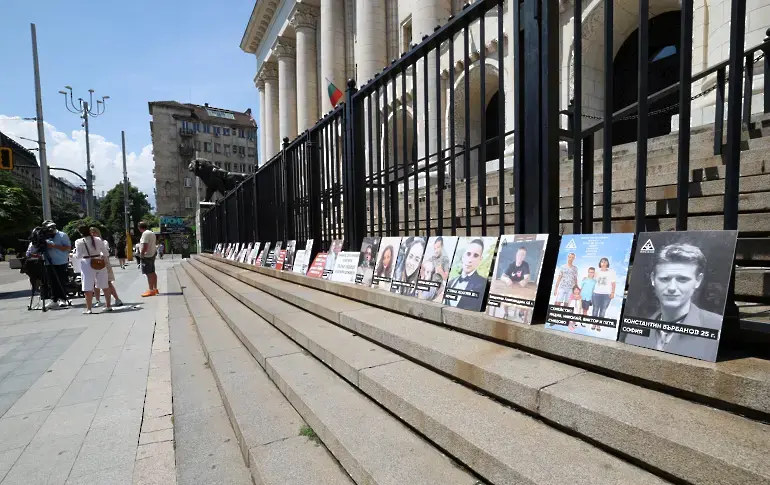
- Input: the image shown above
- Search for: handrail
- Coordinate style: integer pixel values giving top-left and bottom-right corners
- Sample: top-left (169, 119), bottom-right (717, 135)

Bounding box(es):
top-left (579, 38), bottom-right (769, 138)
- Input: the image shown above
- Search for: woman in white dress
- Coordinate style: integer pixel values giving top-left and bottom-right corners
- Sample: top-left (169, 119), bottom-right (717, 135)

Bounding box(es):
top-left (74, 225), bottom-right (111, 314)
top-left (90, 228), bottom-right (123, 307)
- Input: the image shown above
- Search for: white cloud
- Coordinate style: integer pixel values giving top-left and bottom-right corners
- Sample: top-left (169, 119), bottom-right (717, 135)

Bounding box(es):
top-left (0, 115), bottom-right (156, 209)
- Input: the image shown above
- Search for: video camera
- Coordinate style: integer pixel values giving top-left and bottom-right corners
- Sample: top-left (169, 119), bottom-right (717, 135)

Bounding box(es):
top-left (28, 226), bottom-right (55, 253)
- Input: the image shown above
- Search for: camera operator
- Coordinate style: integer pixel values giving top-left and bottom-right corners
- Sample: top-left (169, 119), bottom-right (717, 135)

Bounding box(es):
top-left (41, 221), bottom-right (71, 309)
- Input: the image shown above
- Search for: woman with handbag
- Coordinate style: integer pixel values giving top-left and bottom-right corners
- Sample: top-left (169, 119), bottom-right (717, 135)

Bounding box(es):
top-left (89, 227), bottom-right (124, 307)
top-left (74, 225), bottom-right (111, 314)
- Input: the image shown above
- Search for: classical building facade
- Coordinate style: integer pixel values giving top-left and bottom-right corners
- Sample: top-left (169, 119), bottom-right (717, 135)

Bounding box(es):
top-left (242, 0), bottom-right (766, 173)
top-left (149, 102), bottom-right (258, 218)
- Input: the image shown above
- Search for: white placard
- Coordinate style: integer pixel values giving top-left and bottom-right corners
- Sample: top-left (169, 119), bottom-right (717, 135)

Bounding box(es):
top-left (330, 251), bottom-right (360, 283)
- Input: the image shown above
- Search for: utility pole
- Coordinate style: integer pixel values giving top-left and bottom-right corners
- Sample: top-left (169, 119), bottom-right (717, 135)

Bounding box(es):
top-left (30, 23), bottom-right (51, 220)
top-left (121, 131), bottom-right (132, 255)
top-left (83, 102), bottom-right (94, 217)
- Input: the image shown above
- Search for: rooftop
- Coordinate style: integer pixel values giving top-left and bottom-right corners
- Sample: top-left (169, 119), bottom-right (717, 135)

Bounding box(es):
top-left (148, 101), bottom-right (256, 127)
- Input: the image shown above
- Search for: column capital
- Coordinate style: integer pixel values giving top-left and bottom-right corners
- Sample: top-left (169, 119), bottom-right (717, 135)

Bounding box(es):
top-left (255, 76), bottom-right (265, 90)
top-left (257, 61), bottom-right (279, 83)
top-left (289, 4), bottom-right (319, 31)
top-left (273, 37), bottom-right (296, 59)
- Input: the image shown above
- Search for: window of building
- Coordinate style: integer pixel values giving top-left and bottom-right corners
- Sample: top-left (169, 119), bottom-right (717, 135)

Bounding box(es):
top-left (214, 143), bottom-right (221, 154)
top-left (185, 196), bottom-right (193, 209)
top-left (240, 146), bottom-right (246, 155)
top-left (225, 162), bottom-right (231, 171)
top-left (184, 177), bottom-right (192, 188)
top-left (193, 122), bottom-right (201, 132)
top-left (223, 127), bottom-right (230, 136)
top-left (215, 161), bottom-right (222, 168)
top-left (224, 144), bottom-right (230, 156)
top-left (401, 17), bottom-right (412, 55)
top-left (181, 120), bottom-right (189, 130)
top-left (194, 140), bottom-right (202, 151)
top-left (203, 124), bottom-right (210, 133)
top-left (239, 128), bottom-right (245, 138)
top-left (203, 142), bottom-right (212, 152)
top-left (247, 148), bottom-right (255, 157)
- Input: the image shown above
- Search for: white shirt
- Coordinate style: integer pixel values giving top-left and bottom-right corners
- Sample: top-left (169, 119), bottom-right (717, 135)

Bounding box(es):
top-left (140, 230), bottom-right (157, 258)
top-left (446, 272), bottom-right (473, 307)
top-left (75, 237), bottom-right (106, 261)
top-left (593, 268), bottom-right (617, 294)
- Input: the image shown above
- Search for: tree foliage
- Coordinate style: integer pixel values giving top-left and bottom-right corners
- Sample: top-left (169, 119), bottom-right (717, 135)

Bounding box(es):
top-left (62, 217), bottom-right (108, 244)
top-left (0, 172), bottom-right (43, 242)
top-left (98, 182), bottom-right (153, 240)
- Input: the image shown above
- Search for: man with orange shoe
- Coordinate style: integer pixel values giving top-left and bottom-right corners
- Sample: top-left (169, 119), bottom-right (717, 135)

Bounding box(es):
top-left (138, 221), bottom-right (159, 297)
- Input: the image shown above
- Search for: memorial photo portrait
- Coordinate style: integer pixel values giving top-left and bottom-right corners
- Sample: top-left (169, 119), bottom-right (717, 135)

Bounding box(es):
top-left (371, 237), bottom-right (402, 291)
top-left (444, 237), bottom-right (498, 311)
top-left (619, 230), bottom-right (738, 361)
top-left (355, 237), bottom-right (382, 286)
top-left (391, 236), bottom-right (427, 297)
top-left (545, 233), bottom-right (634, 340)
top-left (416, 236), bottom-right (459, 303)
top-left (486, 234), bottom-right (549, 324)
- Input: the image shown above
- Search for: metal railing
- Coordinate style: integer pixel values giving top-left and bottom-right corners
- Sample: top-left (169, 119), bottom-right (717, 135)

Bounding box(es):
top-left (200, 0), bottom-right (766, 254)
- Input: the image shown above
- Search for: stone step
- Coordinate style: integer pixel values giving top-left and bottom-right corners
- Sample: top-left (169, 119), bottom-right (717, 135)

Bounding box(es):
top-left (173, 267), bottom-right (353, 485)
top-left (189, 255), bottom-right (770, 485)
top-left (196, 255), bottom-right (770, 418)
top-left (178, 262), bottom-right (479, 485)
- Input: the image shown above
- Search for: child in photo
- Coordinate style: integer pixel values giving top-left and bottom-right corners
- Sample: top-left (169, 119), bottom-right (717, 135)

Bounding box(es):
top-left (580, 266), bottom-right (596, 313)
top-left (569, 285), bottom-right (582, 330)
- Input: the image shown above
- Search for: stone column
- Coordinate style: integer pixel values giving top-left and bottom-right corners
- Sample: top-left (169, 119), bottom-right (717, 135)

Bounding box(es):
top-left (259, 62), bottom-right (280, 159)
top-left (275, 38), bottom-right (298, 141)
top-left (355, 0), bottom-right (387, 83)
top-left (290, 5), bottom-right (320, 131)
top-left (413, 0), bottom-right (451, 158)
top-left (255, 76), bottom-right (267, 166)
top-left (321, 0), bottom-right (346, 112)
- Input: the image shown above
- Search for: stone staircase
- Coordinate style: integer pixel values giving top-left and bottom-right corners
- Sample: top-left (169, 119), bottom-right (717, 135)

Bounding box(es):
top-left (171, 253), bottom-right (770, 485)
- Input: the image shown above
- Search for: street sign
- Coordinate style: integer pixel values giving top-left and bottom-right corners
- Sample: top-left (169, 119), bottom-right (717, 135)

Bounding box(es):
top-left (0, 147), bottom-right (12, 170)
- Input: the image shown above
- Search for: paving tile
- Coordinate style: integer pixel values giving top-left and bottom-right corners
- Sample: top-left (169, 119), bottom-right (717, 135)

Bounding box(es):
top-left (133, 441), bottom-right (176, 485)
top-left (73, 363), bottom-right (115, 382)
top-left (0, 347), bottom-right (39, 364)
top-left (89, 394), bottom-right (144, 429)
top-left (44, 334), bottom-right (81, 349)
top-left (140, 415), bottom-right (173, 434)
top-left (3, 385), bottom-right (66, 417)
top-left (85, 346), bottom-right (123, 365)
top-left (0, 362), bottom-right (21, 381)
top-left (0, 371), bottom-right (43, 394)
top-left (29, 344), bottom-right (71, 361)
top-left (69, 424), bottom-right (139, 479)
top-left (174, 406), bottom-right (252, 485)
top-left (0, 447), bottom-right (24, 482)
top-left (58, 376), bottom-right (110, 407)
top-left (0, 410), bottom-right (50, 452)
top-left (1, 430), bottom-right (85, 485)
top-left (103, 371), bottom-right (147, 399)
top-left (138, 428), bottom-right (173, 445)
top-left (9, 356), bottom-right (57, 376)
top-left (65, 462), bottom-right (134, 485)
top-left (0, 391), bottom-right (23, 417)
top-left (35, 400), bottom-right (100, 440)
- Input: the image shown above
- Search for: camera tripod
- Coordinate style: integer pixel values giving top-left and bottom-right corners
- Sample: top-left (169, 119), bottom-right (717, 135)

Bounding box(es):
top-left (28, 251), bottom-right (72, 312)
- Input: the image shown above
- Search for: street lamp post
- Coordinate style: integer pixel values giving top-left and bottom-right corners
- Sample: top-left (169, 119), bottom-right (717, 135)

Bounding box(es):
top-left (58, 86), bottom-right (109, 218)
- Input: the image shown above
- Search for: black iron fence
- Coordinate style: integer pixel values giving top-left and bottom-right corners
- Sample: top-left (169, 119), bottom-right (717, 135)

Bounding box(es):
top-left (201, 0), bottom-right (769, 254)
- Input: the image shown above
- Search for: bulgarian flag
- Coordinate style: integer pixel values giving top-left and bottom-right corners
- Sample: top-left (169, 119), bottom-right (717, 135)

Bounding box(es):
top-left (326, 78), bottom-right (344, 107)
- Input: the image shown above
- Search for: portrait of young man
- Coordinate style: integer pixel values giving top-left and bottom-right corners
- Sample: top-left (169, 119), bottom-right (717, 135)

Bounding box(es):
top-left (620, 231), bottom-right (738, 361)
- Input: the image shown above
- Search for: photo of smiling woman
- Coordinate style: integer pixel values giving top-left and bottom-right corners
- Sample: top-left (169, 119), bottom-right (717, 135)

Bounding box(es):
top-left (390, 236), bottom-right (427, 296)
top-left (620, 231), bottom-right (738, 362)
top-left (371, 237), bottom-right (402, 291)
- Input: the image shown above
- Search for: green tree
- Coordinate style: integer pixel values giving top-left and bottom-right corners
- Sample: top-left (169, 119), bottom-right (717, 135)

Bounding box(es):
top-left (98, 182), bottom-right (152, 239)
top-left (140, 213), bottom-right (160, 230)
top-left (52, 200), bottom-right (83, 230)
top-left (63, 217), bottom-right (108, 244)
top-left (0, 171), bottom-right (41, 239)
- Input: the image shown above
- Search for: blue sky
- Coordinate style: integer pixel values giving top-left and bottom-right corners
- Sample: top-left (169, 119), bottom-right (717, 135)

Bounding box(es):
top-left (1, 0), bottom-right (259, 208)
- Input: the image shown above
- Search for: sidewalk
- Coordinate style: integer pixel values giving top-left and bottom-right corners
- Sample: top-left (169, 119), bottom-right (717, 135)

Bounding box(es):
top-left (0, 259), bottom-right (179, 485)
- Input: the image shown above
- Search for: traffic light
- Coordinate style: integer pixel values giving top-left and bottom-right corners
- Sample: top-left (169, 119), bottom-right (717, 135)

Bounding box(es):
top-left (0, 147), bottom-right (12, 170)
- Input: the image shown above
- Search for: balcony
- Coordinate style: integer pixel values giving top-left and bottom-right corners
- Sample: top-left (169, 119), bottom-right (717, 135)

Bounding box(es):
top-left (179, 128), bottom-right (195, 137)
top-left (178, 144), bottom-right (194, 157)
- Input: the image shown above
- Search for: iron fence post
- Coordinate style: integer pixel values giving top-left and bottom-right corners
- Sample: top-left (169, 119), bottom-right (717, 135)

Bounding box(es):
top-left (344, 79), bottom-right (367, 249)
top-left (308, 129), bottom-right (323, 249)
top-left (283, 137), bottom-right (294, 241)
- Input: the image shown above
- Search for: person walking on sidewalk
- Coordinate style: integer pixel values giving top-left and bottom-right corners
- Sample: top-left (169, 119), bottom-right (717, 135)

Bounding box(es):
top-left (90, 228), bottom-right (124, 307)
top-left (117, 235), bottom-right (127, 269)
top-left (138, 221), bottom-right (158, 297)
top-left (74, 225), bottom-right (111, 314)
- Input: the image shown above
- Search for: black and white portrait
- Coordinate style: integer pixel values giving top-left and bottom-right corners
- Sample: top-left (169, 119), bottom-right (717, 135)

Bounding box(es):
top-left (620, 231), bottom-right (738, 362)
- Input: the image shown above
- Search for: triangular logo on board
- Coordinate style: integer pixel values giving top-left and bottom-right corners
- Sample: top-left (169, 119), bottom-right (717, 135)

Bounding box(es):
top-left (640, 239), bottom-right (655, 253)
top-left (565, 238), bottom-right (577, 250)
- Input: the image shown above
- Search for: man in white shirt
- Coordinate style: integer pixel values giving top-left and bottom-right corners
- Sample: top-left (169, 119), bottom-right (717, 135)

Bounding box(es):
top-left (138, 221), bottom-right (158, 297)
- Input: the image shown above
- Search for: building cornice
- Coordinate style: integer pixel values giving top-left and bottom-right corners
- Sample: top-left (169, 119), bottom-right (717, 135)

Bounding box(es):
top-left (240, 0), bottom-right (282, 54)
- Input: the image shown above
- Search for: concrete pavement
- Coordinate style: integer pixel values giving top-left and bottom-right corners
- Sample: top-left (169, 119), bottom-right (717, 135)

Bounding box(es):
top-left (0, 258), bottom-right (180, 485)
